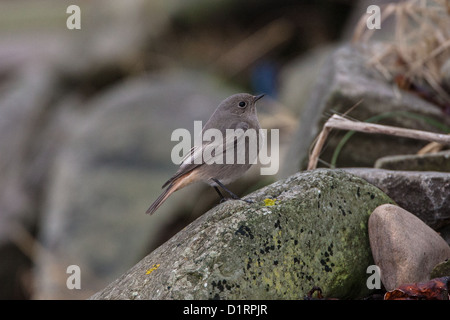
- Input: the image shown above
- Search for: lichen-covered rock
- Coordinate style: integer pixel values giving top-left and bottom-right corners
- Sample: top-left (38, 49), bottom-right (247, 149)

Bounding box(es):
top-left (430, 259), bottom-right (450, 279)
top-left (90, 169), bottom-right (394, 300)
top-left (280, 44), bottom-right (450, 176)
top-left (344, 168), bottom-right (450, 231)
top-left (374, 151), bottom-right (450, 172)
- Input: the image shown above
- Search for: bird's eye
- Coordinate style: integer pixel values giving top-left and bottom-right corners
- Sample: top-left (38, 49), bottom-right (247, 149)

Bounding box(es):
top-left (238, 101), bottom-right (246, 108)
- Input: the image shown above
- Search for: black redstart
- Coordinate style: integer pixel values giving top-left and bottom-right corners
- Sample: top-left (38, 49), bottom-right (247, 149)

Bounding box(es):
top-left (146, 93), bottom-right (264, 215)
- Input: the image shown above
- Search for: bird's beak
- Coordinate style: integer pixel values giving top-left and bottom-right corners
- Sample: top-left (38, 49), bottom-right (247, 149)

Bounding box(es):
top-left (253, 94), bottom-right (265, 103)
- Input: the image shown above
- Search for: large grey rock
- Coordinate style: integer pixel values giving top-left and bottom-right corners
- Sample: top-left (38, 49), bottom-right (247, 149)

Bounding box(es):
top-left (430, 259), bottom-right (450, 279)
top-left (33, 70), bottom-right (241, 299)
top-left (369, 204), bottom-right (450, 291)
top-left (280, 44), bottom-right (450, 177)
top-left (374, 150), bottom-right (450, 172)
top-left (278, 45), bottom-right (335, 116)
top-left (344, 168), bottom-right (450, 231)
top-left (90, 169), bottom-right (394, 300)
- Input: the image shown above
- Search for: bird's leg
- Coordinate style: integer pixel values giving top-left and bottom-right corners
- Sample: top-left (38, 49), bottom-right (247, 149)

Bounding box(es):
top-left (211, 178), bottom-right (253, 204)
top-left (213, 186), bottom-right (227, 203)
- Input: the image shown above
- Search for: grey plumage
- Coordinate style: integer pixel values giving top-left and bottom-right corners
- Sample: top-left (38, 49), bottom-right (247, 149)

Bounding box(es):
top-left (146, 93), bottom-right (264, 215)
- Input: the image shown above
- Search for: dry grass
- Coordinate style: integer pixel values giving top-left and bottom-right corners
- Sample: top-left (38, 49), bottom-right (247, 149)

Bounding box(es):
top-left (353, 0), bottom-right (450, 107)
top-left (307, 114), bottom-right (450, 170)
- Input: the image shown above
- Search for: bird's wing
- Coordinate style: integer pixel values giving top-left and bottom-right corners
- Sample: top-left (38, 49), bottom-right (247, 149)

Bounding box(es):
top-left (201, 121), bottom-right (259, 165)
top-left (162, 121), bottom-right (259, 187)
top-left (161, 145), bottom-right (202, 188)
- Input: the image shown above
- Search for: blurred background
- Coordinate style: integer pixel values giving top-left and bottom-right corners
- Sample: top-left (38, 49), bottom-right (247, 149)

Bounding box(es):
top-left (0, 0), bottom-right (448, 299)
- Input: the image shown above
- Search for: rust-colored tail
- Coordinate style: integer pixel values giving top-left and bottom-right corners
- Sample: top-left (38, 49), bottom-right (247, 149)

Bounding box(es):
top-left (145, 184), bottom-right (176, 215)
top-left (146, 170), bottom-right (198, 215)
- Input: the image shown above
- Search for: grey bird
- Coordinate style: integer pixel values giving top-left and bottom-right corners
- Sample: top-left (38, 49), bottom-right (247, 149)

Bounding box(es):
top-left (146, 93), bottom-right (264, 215)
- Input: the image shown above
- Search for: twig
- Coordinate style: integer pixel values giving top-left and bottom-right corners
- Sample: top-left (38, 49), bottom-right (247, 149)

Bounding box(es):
top-left (417, 141), bottom-right (444, 154)
top-left (307, 125), bottom-right (332, 171)
top-left (307, 114), bottom-right (450, 170)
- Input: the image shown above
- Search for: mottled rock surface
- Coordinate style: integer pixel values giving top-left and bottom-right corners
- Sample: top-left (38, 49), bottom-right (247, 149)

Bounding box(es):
top-left (344, 168), bottom-right (450, 230)
top-left (430, 259), bottom-right (450, 279)
top-left (281, 44), bottom-right (450, 177)
top-left (90, 169), bottom-right (394, 300)
top-left (33, 70), bottom-right (238, 299)
top-left (375, 151), bottom-right (450, 172)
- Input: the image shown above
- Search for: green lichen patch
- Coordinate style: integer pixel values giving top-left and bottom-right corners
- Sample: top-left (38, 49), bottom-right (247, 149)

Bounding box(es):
top-left (90, 169), bottom-right (394, 300)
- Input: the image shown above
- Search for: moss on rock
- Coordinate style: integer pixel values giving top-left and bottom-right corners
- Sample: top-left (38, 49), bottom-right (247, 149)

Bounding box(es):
top-left (90, 169), bottom-right (394, 300)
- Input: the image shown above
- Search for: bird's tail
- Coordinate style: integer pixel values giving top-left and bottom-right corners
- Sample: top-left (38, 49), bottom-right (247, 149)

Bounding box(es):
top-left (146, 183), bottom-right (177, 215)
top-left (146, 169), bottom-right (198, 215)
